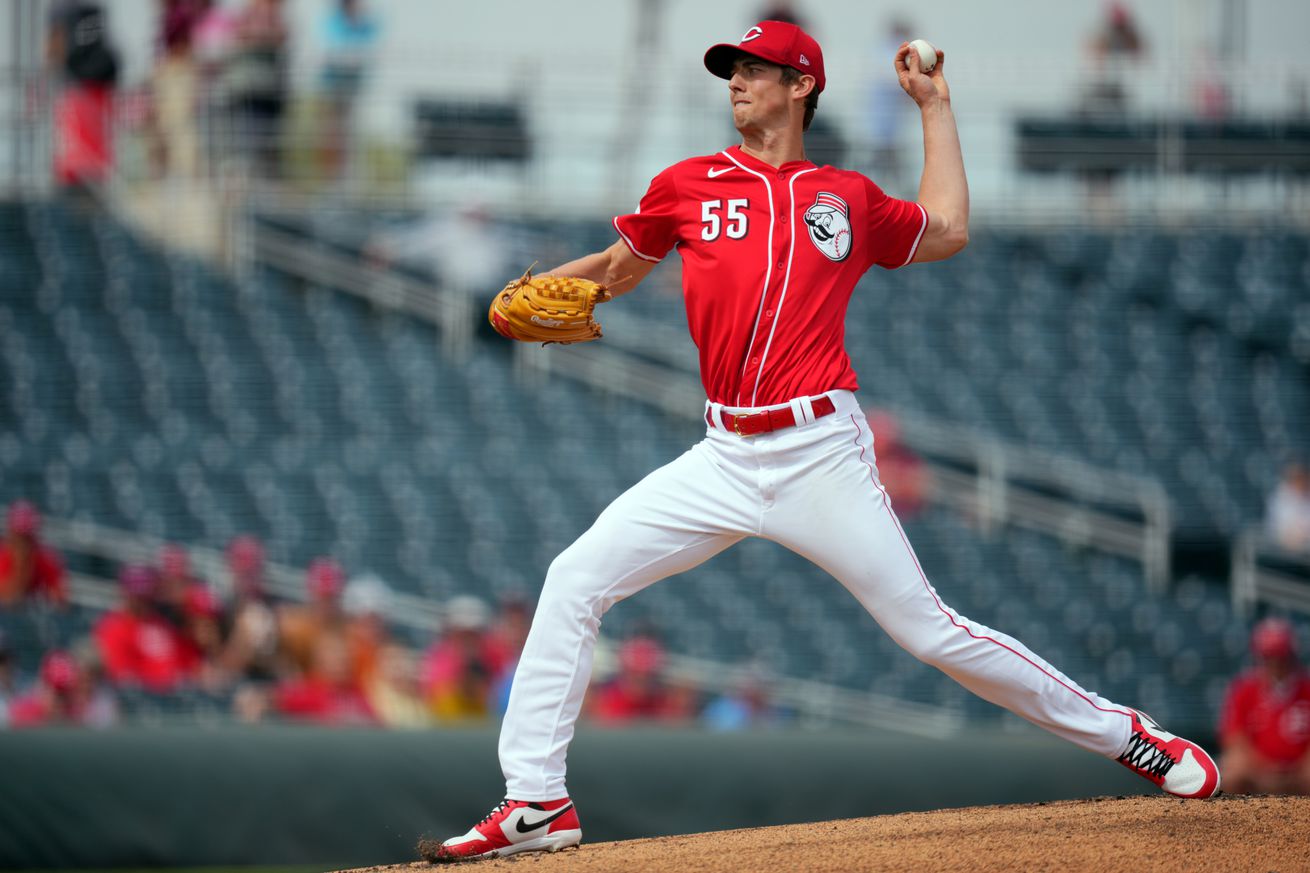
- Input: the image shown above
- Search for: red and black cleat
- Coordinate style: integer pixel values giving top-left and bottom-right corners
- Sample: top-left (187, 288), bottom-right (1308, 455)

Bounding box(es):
top-left (419, 797), bottom-right (581, 864)
top-left (1116, 710), bottom-right (1221, 798)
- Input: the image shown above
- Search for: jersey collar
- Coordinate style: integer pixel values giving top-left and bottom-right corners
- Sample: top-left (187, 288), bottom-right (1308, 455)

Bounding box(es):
top-left (726, 144), bottom-right (815, 174)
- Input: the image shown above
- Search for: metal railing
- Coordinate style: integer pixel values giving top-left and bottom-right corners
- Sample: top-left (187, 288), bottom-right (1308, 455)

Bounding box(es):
top-left (42, 515), bottom-right (964, 736)
top-left (1230, 526), bottom-right (1310, 617)
top-left (251, 218), bottom-right (1175, 592)
top-left (43, 517), bottom-right (446, 631)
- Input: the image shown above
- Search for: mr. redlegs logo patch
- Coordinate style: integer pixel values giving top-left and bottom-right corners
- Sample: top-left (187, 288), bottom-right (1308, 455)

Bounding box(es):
top-left (804, 192), bottom-right (852, 261)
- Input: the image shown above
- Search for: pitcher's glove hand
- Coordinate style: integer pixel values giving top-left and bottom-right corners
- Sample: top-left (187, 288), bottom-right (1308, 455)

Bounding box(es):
top-left (487, 268), bottom-right (612, 345)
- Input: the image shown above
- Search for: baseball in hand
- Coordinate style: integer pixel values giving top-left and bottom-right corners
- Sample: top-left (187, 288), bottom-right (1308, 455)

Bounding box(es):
top-left (908, 39), bottom-right (939, 72)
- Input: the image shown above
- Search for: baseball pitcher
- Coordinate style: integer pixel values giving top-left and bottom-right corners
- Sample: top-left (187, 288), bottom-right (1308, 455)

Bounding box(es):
top-left (425, 20), bottom-right (1220, 863)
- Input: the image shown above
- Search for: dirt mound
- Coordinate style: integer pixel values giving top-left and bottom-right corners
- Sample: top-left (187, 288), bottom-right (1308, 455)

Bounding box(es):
top-left (342, 795), bottom-right (1309, 873)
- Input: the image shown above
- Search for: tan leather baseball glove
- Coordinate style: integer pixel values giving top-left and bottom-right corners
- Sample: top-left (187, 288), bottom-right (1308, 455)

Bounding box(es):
top-left (487, 268), bottom-right (612, 345)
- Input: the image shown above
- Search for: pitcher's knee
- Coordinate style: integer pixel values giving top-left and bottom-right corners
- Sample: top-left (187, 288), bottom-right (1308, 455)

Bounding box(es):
top-left (900, 634), bottom-right (949, 667)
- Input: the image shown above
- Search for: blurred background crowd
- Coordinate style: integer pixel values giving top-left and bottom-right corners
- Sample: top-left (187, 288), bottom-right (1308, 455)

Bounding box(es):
top-left (3, 0), bottom-right (1310, 803)
top-left (1, 498), bottom-right (788, 731)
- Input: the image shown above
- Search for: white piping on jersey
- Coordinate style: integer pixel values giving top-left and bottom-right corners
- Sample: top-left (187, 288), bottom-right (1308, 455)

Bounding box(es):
top-left (900, 203), bottom-right (929, 267)
top-left (722, 149), bottom-right (775, 406)
top-left (748, 166), bottom-right (818, 406)
top-left (612, 216), bottom-right (661, 263)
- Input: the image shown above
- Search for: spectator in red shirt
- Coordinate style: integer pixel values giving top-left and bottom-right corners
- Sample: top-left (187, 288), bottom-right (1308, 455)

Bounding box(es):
top-left (864, 409), bottom-right (929, 518)
top-left (8, 650), bottom-right (117, 727)
top-left (1219, 617), bottom-right (1310, 795)
top-left (590, 637), bottom-right (691, 723)
top-left (94, 564), bottom-right (201, 692)
top-left (155, 543), bottom-right (201, 624)
top-left (0, 501), bottom-right (66, 607)
top-left (273, 632), bottom-right (377, 725)
top-left (183, 582), bottom-right (228, 688)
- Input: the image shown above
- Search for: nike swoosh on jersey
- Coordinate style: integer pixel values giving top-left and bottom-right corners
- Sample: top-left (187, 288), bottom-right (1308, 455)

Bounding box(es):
top-left (707, 167), bottom-right (734, 178)
top-left (514, 804), bottom-right (574, 834)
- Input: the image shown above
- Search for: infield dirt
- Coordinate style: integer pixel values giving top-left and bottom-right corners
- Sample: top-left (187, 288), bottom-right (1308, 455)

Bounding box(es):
top-left (342, 795), bottom-right (1310, 873)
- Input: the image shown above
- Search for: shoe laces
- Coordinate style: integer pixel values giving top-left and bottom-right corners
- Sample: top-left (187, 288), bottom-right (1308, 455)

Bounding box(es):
top-left (479, 800), bottom-right (515, 825)
top-left (1117, 729), bottom-right (1177, 779)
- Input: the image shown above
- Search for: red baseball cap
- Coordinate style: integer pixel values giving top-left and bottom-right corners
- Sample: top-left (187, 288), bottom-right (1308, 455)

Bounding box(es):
top-left (1252, 617), bottom-right (1297, 660)
top-left (306, 557), bottom-right (345, 600)
top-left (40, 651), bottom-right (79, 693)
top-left (6, 500), bottom-right (40, 536)
top-left (704, 20), bottom-right (826, 94)
top-left (184, 583), bottom-right (223, 619)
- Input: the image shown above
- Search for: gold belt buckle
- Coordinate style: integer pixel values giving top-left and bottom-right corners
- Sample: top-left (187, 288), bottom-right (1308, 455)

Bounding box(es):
top-left (732, 412), bottom-right (752, 436)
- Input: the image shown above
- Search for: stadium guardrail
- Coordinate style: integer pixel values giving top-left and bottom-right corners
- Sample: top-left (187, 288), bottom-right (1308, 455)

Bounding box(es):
top-left (250, 221), bottom-right (1175, 591)
top-left (1230, 526), bottom-right (1310, 617)
top-left (42, 516), bottom-right (964, 735)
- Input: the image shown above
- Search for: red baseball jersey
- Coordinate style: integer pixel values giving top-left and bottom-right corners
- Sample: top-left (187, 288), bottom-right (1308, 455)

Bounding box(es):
top-left (614, 145), bottom-right (927, 407)
top-left (1219, 668), bottom-right (1310, 764)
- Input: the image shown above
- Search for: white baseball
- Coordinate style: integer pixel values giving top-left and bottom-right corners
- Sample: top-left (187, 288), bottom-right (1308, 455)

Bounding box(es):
top-left (908, 39), bottom-right (939, 72)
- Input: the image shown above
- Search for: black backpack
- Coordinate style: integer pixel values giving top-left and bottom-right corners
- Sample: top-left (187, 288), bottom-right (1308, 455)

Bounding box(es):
top-left (63, 4), bottom-right (119, 85)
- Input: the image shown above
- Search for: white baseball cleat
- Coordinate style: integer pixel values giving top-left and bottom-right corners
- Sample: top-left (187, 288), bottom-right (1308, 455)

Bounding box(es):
top-left (1116, 710), bottom-right (1221, 799)
top-left (418, 797), bottom-right (582, 863)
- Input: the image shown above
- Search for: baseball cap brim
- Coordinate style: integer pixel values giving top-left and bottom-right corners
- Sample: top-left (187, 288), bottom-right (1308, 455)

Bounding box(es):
top-left (704, 43), bottom-right (784, 81)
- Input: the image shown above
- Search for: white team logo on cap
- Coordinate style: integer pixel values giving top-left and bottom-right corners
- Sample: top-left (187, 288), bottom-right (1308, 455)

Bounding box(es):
top-left (804, 192), bottom-right (852, 261)
top-left (741, 25), bottom-right (763, 42)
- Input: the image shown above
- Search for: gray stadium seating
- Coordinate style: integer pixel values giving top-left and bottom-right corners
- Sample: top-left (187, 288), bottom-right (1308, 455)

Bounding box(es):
top-left (2, 200), bottom-right (1299, 730)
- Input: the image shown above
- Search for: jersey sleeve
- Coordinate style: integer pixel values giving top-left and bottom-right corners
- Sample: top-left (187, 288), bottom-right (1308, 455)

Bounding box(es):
top-left (613, 167), bottom-right (681, 263)
top-left (863, 178), bottom-right (927, 269)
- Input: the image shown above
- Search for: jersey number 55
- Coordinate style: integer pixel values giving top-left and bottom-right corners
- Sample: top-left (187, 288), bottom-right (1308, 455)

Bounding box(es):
top-left (701, 199), bottom-right (750, 241)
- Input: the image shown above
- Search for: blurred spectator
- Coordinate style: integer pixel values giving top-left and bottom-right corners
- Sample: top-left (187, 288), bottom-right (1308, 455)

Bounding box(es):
top-left (8, 646), bottom-right (117, 728)
top-left (223, 0), bottom-right (289, 178)
top-left (151, 0), bottom-right (208, 179)
top-left (1190, 44), bottom-right (1230, 121)
top-left (422, 596), bottom-right (513, 721)
top-left (1077, 3), bottom-right (1147, 217)
top-left (367, 204), bottom-right (508, 300)
top-left (755, 2), bottom-right (807, 28)
top-left (191, 0), bottom-right (238, 168)
top-left (46, 1), bottom-right (120, 194)
top-left (365, 643), bottom-right (431, 728)
top-left (218, 534), bottom-right (280, 681)
top-left (279, 557), bottom-right (347, 676)
top-left (155, 543), bottom-right (203, 627)
top-left (590, 637), bottom-right (692, 723)
top-left (68, 637), bottom-right (119, 727)
top-left (182, 582), bottom-right (227, 689)
top-left (273, 633), bottom-right (377, 725)
top-left (866, 409), bottom-right (929, 518)
top-left (1266, 464), bottom-right (1310, 553)
top-left (701, 664), bottom-right (788, 731)
top-left (317, 0), bottom-right (379, 180)
top-left (94, 564), bottom-right (201, 693)
top-left (863, 17), bottom-right (915, 194)
top-left (0, 501), bottom-right (67, 607)
top-left (0, 632), bottom-right (15, 725)
top-left (1081, 0), bottom-right (1145, 116)
top-left (1219, 617), bottom-right (1310, 795)
top-left (487, 597), bottom-right (532, 714)
top-left (488, 597), bottom-right (531, 662)
top-left (342, 572), bottom-right (393, 688)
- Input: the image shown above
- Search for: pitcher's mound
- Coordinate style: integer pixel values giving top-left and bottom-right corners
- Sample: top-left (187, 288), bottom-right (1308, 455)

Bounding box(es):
top-left (344, 794), bottom-right (1308, 873)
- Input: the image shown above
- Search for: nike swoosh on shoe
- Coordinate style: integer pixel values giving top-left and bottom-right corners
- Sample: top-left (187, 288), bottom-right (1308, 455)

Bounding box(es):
top-left (515, 804), bottom-right (574, 834)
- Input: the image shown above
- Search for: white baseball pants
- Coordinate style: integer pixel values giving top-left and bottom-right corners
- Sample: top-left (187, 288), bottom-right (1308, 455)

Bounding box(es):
top-left (499, 390), bottom-right (1134, 800)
